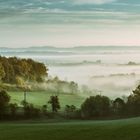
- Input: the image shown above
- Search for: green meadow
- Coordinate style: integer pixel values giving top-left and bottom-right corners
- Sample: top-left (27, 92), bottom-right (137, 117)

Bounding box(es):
top-left (9, 91), bottom-right (86, 109)
top-left (3, 91), bottom-right (140, 140)
top-left (0, 117), bottom-right (140, 140)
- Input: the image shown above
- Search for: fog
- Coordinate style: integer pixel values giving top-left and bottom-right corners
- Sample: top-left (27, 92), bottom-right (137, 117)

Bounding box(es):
top-left (2, 46), bottom-right (140, 98)
top-left (48, 64), bottom-right (140, 97)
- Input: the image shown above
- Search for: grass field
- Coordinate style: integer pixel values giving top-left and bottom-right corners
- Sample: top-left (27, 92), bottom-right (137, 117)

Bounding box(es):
top-left (9, 91), bottom-right (86, 109)
top-left (6, 91), bottom-right (140, 140)
top-left (0, 117), bottom-right (140, 140)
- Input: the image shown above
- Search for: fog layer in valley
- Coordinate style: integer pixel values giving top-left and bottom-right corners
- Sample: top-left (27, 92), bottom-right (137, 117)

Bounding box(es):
top-left (2, 46), bottom-right (140, 98)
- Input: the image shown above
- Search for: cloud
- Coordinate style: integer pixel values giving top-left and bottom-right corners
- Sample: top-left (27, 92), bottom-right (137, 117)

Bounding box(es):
top-left (73, 0), bottom-right (116, 5)
top-left (112, 2), bottom-right (140, 7)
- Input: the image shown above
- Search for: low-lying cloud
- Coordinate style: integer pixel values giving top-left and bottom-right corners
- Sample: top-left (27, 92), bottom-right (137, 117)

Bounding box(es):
top-left (73, 0), bottom-right (116, 5)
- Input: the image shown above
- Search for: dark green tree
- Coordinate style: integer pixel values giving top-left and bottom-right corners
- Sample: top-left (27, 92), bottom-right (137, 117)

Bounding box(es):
top-left (42, 105), bottom-right (48, 115)
top-left (0, 63), bottom-right (5, 81)
top-left (22, 102), bottom-right (40, 118)
top-left (9, 103), bottom-right (18, 118)
top-left (65, 105), bottom-right (76, 118)
top-left (0, 90), bottom-right (10, 118)
top-left (126, 85), bottom-right (140, 116)
top-left (48, 96), bottom-right (60, 112)
top-left (113, 98), bottom-right (125, 117)
top-left (81, 95), bottom-right (111, 118)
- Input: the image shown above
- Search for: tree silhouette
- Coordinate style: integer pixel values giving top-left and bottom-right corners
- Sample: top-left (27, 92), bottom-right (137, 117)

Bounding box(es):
top-left (0, 90), bottom-right (10, 119)
top-left (113, 98), bottom-right (125, 116)
top-left (48, 96), bottom-right (60, 112)
top-left (81, 95), bottom-right (110, 118)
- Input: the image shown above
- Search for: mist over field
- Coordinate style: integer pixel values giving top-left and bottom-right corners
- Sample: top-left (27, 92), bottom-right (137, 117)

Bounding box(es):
top-left (1, 46), bottom-right (140, 98)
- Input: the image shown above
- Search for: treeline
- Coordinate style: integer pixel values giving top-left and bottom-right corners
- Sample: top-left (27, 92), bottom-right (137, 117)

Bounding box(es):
top-left (0, 56), bottom-right (48, 83)
top-left (0, 90), bottom-right (61, 120)
top-left (76, 85), bottom-right (140, 119)
top-left (1, 85), bottom-right (140, 120)
top-left (0, 56), bottom-right (79, 94)
top-left (46, 76), bottom-right (79, 94)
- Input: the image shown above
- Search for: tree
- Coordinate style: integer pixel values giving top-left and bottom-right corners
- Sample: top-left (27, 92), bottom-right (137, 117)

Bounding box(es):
top-left (48, 96), bottom-right (60, 112)
top-left (9, 103), bottom-right (18, 117)
top-left (81, 95), bottom-right (111, 119)
top-left (65, 105), bottom-right (76, 113)
top-left (21, 101), bottom-right (40, 118)
top-left (65, 105), bottom-right (76, 118)
top-left (0, 90), bottom-right (10, 118)
top-left (133, 85), bottom-right (140, 96)
top-left (69, 81), bottom-right (78, 94)
top-left (126, 85), bottom-right (140, 116)
top-left (1, 58), bottom-right (15, 83)
top-left (113, 98), bottom-right (125, 117)
top-left (0, 56), bottom-right (48, 84)
top-left (15, 76), bottom-right (25, 88)
top-left (42, 105), bottom-right (48, 115)
top-left (0, 63), bottom-right (5, 81)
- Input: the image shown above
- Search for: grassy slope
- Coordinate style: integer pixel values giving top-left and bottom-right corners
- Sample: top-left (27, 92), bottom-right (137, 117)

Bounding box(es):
top-left (0, 117), bottom-right (140, 140)
top-left (9, 91), bottom-right (85, 109)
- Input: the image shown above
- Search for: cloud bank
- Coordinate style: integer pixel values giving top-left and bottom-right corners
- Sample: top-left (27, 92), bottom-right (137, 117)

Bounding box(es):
top-left (73, 0), bottom-right (116, 5)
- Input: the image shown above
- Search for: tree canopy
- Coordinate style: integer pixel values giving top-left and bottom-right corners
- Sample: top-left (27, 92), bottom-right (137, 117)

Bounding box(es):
top-left (0, 90), bottom-right (10, 117)
top-left (81, 95), bottom-right (110, 118)
top-left (0, 56), bottom-right (48, 84)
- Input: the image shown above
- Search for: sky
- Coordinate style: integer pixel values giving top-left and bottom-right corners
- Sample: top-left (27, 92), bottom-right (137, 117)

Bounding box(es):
top-left (0, 0), bottom-right (140, 48)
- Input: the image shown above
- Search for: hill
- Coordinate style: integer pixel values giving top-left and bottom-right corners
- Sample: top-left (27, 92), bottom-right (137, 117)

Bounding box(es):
top-left (1, 46), bottom-right (140, 54)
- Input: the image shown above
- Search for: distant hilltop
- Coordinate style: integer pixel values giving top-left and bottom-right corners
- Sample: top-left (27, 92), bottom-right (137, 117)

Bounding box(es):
top-left (1, 46), bottom-right (140, 52)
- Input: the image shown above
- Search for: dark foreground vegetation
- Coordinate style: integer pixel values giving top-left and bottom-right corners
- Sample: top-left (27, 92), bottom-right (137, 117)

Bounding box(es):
top-left (1, 84), bottom-right (140, 120)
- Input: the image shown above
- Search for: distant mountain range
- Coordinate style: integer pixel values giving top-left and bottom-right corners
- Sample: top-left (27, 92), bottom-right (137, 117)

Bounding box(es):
top-left (1, 46), bottom-right (140, 51)
top-left (1, 46), bottom-right (140, 56)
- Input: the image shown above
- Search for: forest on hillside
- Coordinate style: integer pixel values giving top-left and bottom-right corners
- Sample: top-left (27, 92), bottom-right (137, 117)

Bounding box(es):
top-left (0, 56), bottom-right (48, 83)
top-left (0, 56), bottom-right (80, 94)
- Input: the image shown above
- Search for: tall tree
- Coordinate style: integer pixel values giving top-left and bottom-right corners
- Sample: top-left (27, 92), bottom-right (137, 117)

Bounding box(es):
top-left (0, 90), bottom-right (10, 118)
top-left (0, 63), bottom-right (5, 81)
top-left (48, 96), bottom-right (60, 112)
top-left (113, 98), bottom-right (125, 116)
top-left (126, 85), bottom-right (140, 116)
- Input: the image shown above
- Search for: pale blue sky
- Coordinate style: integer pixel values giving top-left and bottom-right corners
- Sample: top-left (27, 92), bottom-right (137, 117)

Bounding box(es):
top-left (0, 0), bottom-right (140, 47)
